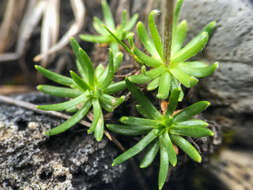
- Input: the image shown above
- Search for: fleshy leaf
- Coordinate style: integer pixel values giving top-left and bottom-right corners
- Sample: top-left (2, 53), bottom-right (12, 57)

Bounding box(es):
top-left (107, 124), bottom-right (153, 136)
top-left (37, 85), bottom-right (82, 98)
top-left (140, 140), bottom-right (159, 168)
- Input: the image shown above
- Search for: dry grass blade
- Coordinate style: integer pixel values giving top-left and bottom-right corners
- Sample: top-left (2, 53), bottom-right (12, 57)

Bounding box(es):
top-left (41, 0), bottom-right (60, 67)
top-left (34, 0), bottom-right (86, 62)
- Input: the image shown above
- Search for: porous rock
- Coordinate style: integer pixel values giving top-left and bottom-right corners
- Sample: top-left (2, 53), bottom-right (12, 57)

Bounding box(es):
top-left (0, 93), bottom-right (126, 190)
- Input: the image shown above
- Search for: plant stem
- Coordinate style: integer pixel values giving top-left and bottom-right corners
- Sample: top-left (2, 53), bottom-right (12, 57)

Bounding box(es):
top-left (163, 0), bottom-right (174, 65)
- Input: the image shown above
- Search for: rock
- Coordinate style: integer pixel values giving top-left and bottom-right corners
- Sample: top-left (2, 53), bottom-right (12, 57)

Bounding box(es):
top-left (179, 0), bottom-right (253, 147)
top-left (0, 93), bottom-right (126, 190)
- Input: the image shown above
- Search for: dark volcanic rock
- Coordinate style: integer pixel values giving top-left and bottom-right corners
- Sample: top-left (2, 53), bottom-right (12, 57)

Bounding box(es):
top-left (0, 93), bottom-right (126, 190)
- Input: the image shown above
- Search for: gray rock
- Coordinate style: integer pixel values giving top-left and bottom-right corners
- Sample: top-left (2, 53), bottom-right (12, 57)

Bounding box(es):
top-left (0, 93), bottom-right (126, 190)
top-left (179, 0), bottom-right (253, 146)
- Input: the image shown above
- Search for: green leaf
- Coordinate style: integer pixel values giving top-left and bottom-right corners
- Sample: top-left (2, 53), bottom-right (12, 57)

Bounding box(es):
top-left (76, 60), bottom-right (88, 82)
top-left (172, 32), bottom-right (209, 63)
top-left (35, 65), bottom-right (73, 86)
top-left (95, 109), bottom-right (104, 141)
top-left (136, 105), bottom-right (150, 118)
top-left (124, 14), bottom-right (139, 32)
top-left (105, 81), bottom-right (126, 94)
top-left (80, 34), bottom-right (111, 43)
top-left (65, 105), bottom-right (78, 113)
top-left (101, 0), bottom-right (115, 29)
top-left (37, 85), bottom-right (82, 98)
top-left (133, 45), bottom-right (162, 67)
top-left (129, 66), bottom-right (164, 84)
top-left (110, 42), bottom-right (119, 55)
top-left (140, 140), bottom-right (159, 168)
top-left (95, 64), bottom-right (105, 79)
top-left (161, 132), bottom-right (177, 166)
top-left (100, 94), bottom-right (117, 106)
top-left (158, 135), bottom-right (170, 190)
top-left (199, 21), bottom-right (216, 36)
top-left (137, 22), bottom-right (159, 58)
top-left (107, 123), bottom-right (153, 136)
top-left (113, 51), bottom-right (123, 72)
top-left (174, 101), bottom-right (210, 122)
top-left (178, 62), bottom-right (219, 78)
top-left (100, 49), bottom-right (114, 89)
top-left (166, 88), bottom-right (180, 115)
top-left (170, 126), bottom-right (214, 137)
top-left (113, 96), bottom-right (125, 107)
top-left (172, 20), bottom-right (187, 55)
top-left (171, 78), bottom-right (184, 101)
top-left (70, 37), bottom-right (80, 58)
top-left (174, 119), bottom-right (208, 128)
top-left (120, 10), bottom-right (127, 29)
top-left (157, 72), bottom-right (172, 99)
top-left (79, 48), bottom-right (95, 87)
top-left (171, 135), bottom-right (202, 163)
top-left (70, 71), bottom-right (90, 91)
top-left (147, 77), bottom-right (159, 91)
top-left (93, 16), bottom-right (107, 35)
top-left (45, 102), bottom-right (92, 136)
top-left (112, 129), bottom-right (158, 166)
top-left (170, 67), bottom-right (198, 88)
top-left (37, 93), bottom-right (88, 111)
top-left (88, 99), bottom-right (102, 134)
top-left (149, 10), bottom-right (163, 58)
top-left (173, 0), bottom-right (184, 38)
top-left (101, 101), bottom-right (114, 112)
top-left (120, 116), bottom-right (159, 126)
top-left (126, 79), bottom-right (162, 119)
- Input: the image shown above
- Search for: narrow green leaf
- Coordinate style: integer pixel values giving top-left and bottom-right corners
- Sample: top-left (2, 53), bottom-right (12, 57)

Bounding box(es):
top-left (94, 109), bottom-right (104, 141)
top-left (100, 49), bottom-right (114, 89)
top-left (149, 10), bottom-right (163, 58)
top-left (70, 71), bottom-right (90, 91)
top-left (170, 68), bottom-right (198, 88)
top-left (157, 72), bottom-right (172, 100)
top-left (37, 85), bottom-right (82, 98)
top-left (101, 101), bottom-right (114, 112)
top-left (126, 79), bottom-right (162, 119)
top-left (113, 51), bottom-right (123, 72)
top-left (65, 105), bottom-right (78, 113)
top-left (107, 123), bottom-right (153, 136)
top-left (93, 16), bottom-right (107, 35)
top-left (171, 78), bottom-right (184, 101)
top-left (140, 140), bottom-right (159, 168)
top-left (37, 93), bottom-right (87, 111)
top-left (70, 37), bottom-right (80, 58)
top-left (136, 105), bottom-right (150, 118)
top-left (158, 135), bottom-right (170, 190)
top-left (120, 10), bottom-right (127, 29)
top-left (95, 64), bottom-right (105, 79)
top-left (133, 45), bottom-right (162, 67)
top-left (35, 65), bottom-right (73, 86)
top-left (171, 135), bottom-right (202, 163)
top-left (172, 32), bottom-right (209, 63)
top-left (110, 42), bottom-right (119, 55)
top-left (166, 88), bottom-right (180, 115)
top-left (173, 0), bottom-right (184, 35)
top-left (88, 99), bottom-right (102, 134)
top-left (199, 21), bottom-right (216, 36)
top-left (79, 48), bottom-right (95, 87)
top-left (124, 14), bottom-right (139, 32)
top-left (147, 77), bottom-right (159, 91)
top-left (161, 132), bottom-right (177, 166)
top-left (170, 126), bottom-right (214, 137)
top-left (76, 60), bottom-right (88, 82)
top-left (101, 0), bottom-right (115, 29)
top-left (112, 129), bottom-right (158, 166)
top-left (113, 96), bottom-right (125, 107)
top-left (129, 66), bottom-right (164, 84)
top-left (137, 22), bottom-right (159, 58)
top-left (105, 81), bottom-right (126, 94)
top-left (174, 119), bottom-right (208, 128)
top-left (100, 94), bottom-right (116, 106)
top-left (172, 20), bottom-right (187, 55)
top-left (80, 34), bottom-right (111, 43)
top-left (120, 116), bottom-right (159, 126)
top-left (174, 101), bottom-right (210, 122)
top-left (45, 102), bottom-right (91, 136)
top-left (179, 62), bottom-right (219, 78)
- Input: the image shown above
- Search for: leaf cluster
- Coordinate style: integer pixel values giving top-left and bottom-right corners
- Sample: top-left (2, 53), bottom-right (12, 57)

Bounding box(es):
top-left (36, 38), bottom-right (126, 141)
top-left (80, 0), bottom-right (138, 55)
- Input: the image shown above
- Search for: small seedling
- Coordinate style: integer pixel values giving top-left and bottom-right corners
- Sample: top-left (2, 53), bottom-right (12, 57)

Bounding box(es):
top-left (35, 38), bottom-right (126, 141)
top-left (80, 0), bottom-right (138, 55)
top-left (107, 80), bottom-right (213, 190)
